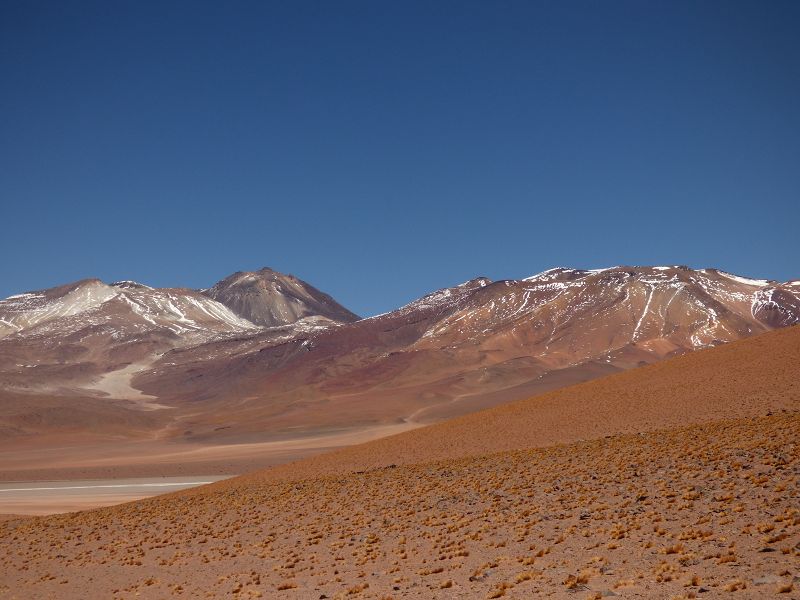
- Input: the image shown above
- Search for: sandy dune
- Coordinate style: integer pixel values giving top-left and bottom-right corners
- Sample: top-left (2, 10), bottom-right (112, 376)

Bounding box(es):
top-left (0, 326), bottom-right (797, 599)
top-left (231, 324), bottom-right (800, 483)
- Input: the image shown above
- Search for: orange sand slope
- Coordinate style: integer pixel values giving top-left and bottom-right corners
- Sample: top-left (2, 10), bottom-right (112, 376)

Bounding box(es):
top-left (0, 326), bottom-right (797, 599)
top-left (235, 323), bottom-right (800, 482)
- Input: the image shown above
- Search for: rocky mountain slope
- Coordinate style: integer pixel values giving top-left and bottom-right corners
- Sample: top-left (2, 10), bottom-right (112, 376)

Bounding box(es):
top-left (202, 267), bottom-right (359, 327)
top-left (0, 265), bottom-right (798, 443)
top-left (129, 265), bottom-right (800, 440)
top-left (0, 270), bottom-right (354, 398)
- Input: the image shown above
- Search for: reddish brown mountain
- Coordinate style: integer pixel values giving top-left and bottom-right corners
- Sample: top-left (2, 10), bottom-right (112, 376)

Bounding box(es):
top-left (130, 265), bottom-right (799, 441)
top-left (0, 270), bottom-right (355, 422)
top-left (0, 265), bottom-right (798, 447)
top-left (201, 267), bottom-right (359, 327)
top-left (0, 278), bottom-right (255, 396)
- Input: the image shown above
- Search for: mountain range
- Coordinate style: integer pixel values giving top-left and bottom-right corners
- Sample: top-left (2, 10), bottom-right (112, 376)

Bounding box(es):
top-left (1, 264), bottom-right (798, 447)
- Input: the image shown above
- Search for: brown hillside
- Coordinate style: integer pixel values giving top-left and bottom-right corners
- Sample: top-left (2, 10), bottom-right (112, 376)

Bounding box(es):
top-left (0, 326), bottom-right (797, 599)
top-left (229, 324), bottom-right (800, 484)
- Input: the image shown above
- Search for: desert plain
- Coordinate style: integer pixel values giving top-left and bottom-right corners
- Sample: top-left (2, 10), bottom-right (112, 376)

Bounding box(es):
top-left (0, 325), bottom-right (797, 598)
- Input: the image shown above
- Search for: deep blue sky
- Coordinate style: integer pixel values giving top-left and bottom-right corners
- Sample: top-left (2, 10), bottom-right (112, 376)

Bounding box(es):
top-left (1, 1), bottom-right (798, 317)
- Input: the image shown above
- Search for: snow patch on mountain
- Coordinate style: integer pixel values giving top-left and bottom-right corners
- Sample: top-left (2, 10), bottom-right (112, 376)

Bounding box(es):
top-left (714, 271), bottom-right (771, 287)
top-left (0, 280), bottom-right (119, 337)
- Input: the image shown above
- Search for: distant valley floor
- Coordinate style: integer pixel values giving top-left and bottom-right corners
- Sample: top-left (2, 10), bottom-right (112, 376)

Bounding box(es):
top-left (0, 421), bottom-right (419, 486)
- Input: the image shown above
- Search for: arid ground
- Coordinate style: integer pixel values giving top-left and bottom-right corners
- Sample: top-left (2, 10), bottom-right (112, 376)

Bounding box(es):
top-left (0, 325), bottom-right (797, 598)
top-left (3, 266), bottom-right (798, 485)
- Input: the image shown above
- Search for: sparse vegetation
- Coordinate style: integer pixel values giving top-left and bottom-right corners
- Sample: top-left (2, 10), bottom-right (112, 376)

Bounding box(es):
top-left (0, 334), bottom-right (798, 599)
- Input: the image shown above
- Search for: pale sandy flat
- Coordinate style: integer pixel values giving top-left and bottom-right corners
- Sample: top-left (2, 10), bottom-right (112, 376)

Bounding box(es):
top-left (0, 476), bottom-right (230, 515)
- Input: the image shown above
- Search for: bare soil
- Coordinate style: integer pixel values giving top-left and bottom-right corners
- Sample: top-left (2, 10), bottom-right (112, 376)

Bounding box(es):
top-left (0, 326), bottom-right (797, 599)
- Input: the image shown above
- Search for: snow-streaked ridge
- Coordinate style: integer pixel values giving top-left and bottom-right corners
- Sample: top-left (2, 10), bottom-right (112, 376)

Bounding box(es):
top-left (713, 270), bottom-right (771, 287)
top-left (0, 279), bottom-right (258, 339)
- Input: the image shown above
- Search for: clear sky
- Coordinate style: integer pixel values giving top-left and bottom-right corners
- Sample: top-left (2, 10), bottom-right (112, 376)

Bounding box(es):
top-left (1, 1), bottom-right (798, 317)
